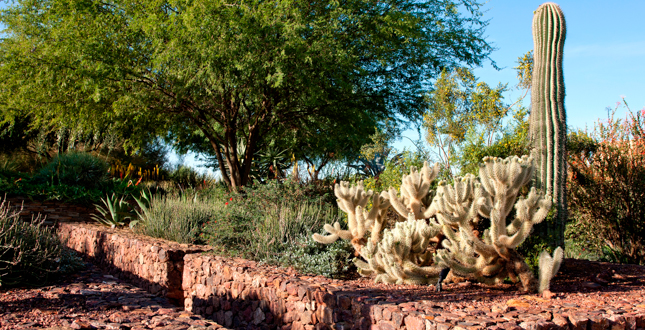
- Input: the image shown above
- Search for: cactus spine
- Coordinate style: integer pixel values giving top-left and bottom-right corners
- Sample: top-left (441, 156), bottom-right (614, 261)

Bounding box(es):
top-left (529, 2), bottom-right (567, 248)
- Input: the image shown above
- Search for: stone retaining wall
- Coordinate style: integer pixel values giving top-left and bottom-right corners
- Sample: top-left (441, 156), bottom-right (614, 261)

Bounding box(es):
top-left (181, 254), bottom-right (645, 330)
top-left (57, 222), bottom-right (645, 330)
top-left (6, 197), bottom-right (95, 224)
top-left (58, 222), bottom-right (210, 302)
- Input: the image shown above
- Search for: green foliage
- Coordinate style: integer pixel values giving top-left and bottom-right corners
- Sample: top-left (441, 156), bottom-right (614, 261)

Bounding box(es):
top-left (0, 0), bottom-right (494, 190)
top-left (458, 107), bottom-right (531, 176)
top-left (167, 165), bottom-right (209, 190)
top-left (515, 50), bottom-right (533, 90)
top-left (132, 191), bottom-right (215, 245)
top-left (568, 99), bottom-right (645, 265)
top-left (202, 180), bottom-right (340, 261)
top-left (0, 170), bottom-right (141, 204)
top-left (362, 150), bottom-right (428, 193)
top-left (36, 152), bottom-right (108, 189)
top-left (423, 67), bottom-right (508, 177)
top-left (278, 235), bottom-right (354, 279)
top-left (517, 209), bottom-right (557, 274)
top-left (0, 198), bottom-right (84, 287)
top-left (91, 193), bottom-right (133, 228)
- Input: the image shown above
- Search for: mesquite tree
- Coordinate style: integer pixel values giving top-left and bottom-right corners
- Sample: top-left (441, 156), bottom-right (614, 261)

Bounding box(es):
top-left (529, 2), bottom-right (567, 248)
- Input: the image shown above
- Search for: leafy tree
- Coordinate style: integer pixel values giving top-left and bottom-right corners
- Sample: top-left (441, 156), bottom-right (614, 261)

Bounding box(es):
top-left (0, 0), bottom-right (495, 190)
top-left (423, 67), bottom-right (508, 177)
top-left (424, 51), bottom-right (534, 178)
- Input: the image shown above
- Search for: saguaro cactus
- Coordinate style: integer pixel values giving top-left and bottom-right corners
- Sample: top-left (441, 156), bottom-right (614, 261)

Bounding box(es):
top-left (529, 2), bottom-right (567, 248)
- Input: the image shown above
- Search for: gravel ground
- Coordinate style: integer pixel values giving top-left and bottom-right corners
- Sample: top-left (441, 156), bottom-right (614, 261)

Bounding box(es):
top-left (0, 260), bottom-right (227, 330)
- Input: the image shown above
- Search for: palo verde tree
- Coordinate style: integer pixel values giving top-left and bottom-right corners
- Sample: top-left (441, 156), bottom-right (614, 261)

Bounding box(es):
top-left (0, 0), bottom-right (495, 190)
top-left (423, 67), bottom-right (508, 178)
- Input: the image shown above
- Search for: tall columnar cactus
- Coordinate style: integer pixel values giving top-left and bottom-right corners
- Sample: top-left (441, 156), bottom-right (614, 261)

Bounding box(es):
top-left (529, 2), bottom-right (567, 248)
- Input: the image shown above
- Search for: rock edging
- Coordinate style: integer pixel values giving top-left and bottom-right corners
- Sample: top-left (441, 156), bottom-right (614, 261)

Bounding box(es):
top-left (58, 222), bottom-right (209, 303)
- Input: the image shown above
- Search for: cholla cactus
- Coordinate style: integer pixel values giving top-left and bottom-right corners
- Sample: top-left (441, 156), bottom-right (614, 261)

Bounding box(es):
top-left (313, 156), bottom-right (562, 293)
top-left (434, 156), bottom-right (554, 292)
top-left (388, 162), bottom-right (441, 220)
top-left (354, 214), bottom-right (443, 284)
top-left (312, 181), bottom-right (390, 252)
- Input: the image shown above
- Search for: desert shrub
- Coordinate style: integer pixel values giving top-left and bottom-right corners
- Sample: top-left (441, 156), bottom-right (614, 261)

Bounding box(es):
top-left (457, 107), bottom-right (531, 176)
top-left (202, 180), bottom-right (341, 261)
top-left (36, 152), bottom-right (108, 188)
top-left (568, 100), bottom-right (645, 265)
top-left (133, 191), bottom-right (215, 244)
top-left (278, 234), bottom-right (354, 278)
top-left (0, 198), bottom-right (84, 287)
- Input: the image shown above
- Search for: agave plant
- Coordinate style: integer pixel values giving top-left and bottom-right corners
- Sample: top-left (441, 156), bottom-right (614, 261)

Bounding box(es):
top-left (91, 193), bottom-right (133, 228)
top-left (129, 189), bottom-right (153, 229)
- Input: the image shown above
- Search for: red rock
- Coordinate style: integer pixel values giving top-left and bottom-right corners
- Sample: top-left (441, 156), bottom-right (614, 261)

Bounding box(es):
top-left (404, 315), bottom-right (425, 330)
top-left (70, 320), bottom-right (93, 330)
top-left (569, 314), bottom-right (589, 330)
top-left (382, 307), bottom-right (392, 321)
top-left (589, 314), bottom-right (610, 330)
top-left (391, 311), bottom-right (404, 328)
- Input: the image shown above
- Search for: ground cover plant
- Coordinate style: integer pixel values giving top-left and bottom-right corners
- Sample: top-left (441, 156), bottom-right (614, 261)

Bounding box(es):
top-left (104, 179), bottom-right (355, 278)
top-left (0, 197), bottom-right (84, 287)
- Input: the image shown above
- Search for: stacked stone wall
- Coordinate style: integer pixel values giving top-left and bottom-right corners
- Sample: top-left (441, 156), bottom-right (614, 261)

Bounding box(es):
top-left (58, 222), bottom-right (209, 302)
top-left (6, 197), bottom-right (95, 224)
top-left (54, 222), bottom-right (645, 330)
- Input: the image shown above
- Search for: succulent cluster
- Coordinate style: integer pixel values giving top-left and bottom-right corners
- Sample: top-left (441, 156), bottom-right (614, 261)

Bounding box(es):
top-left (314, 155), bottom-right (563, 293)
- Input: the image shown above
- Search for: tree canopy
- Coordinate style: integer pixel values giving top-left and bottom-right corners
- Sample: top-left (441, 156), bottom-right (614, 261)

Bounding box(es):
top-left (0, 0), bottom-right (495, 189)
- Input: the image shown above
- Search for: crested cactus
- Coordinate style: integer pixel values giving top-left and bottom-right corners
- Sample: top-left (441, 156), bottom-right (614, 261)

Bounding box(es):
top-left (314, 156), bottom-right (561, 293)
top-left (529, 2), bottom-right (568, 248)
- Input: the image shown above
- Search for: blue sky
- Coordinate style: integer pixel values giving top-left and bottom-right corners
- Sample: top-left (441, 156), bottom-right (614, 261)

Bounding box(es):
top-left (396, 0), bottom-right (645, 149)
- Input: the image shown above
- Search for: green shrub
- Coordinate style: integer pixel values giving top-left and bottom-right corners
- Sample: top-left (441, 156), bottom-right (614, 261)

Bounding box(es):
top-left (202, 180), bottom-right (342, 261)
top-left (0, 198), bottom-right (84, 287)
top-left (132, 191), bottom-right (215, 244)
top-left (278, 234), bottom-right (354, 278)
top-left (37, 152), bottom-right (108, 188)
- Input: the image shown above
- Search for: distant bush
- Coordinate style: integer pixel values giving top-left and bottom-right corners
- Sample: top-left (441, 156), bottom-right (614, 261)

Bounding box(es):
top-left (0, 198), bottom-right (84, 287)
top-left (168, 165), bottom-right (209, 189)
top-left (36, 152), bottom-right (108, 188)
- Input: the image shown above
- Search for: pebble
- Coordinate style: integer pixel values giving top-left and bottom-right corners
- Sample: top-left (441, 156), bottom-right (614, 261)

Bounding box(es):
top-left (0, 262), bottom-right (228, 330)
